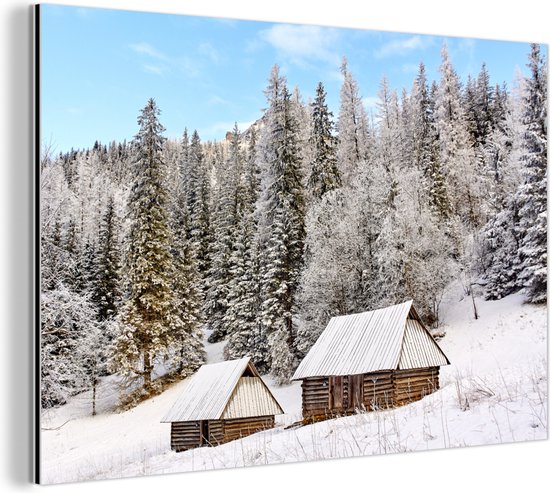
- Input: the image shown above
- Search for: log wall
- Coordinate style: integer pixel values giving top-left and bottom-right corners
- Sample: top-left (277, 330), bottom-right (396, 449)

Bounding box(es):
top-left (301, 377), bottom-right (330, 422)
top-left (170, 421), bottom-right (201, 452)
top-left (363, 371), bottom-right (394, 410)
top-left (301, 367), bottom-right (440, 423)
top-left (222, 416), bottom-right (275, 443)
top-left (208, 420), bottom-right (224, 446)
top-left (171, 416), bottom-right (276, 452)
top-left (393, 367), bottom-right (439, 407)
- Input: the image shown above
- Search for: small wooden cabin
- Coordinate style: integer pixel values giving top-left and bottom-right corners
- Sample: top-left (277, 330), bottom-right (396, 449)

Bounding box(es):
top-left (162, 357), bottom-right (284, 452)
top-left (292, 300), bottom-right (450, 423)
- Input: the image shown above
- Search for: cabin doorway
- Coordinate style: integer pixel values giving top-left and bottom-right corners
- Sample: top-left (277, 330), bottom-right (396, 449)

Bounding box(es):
top-left (200, 420), bottom-right (209, 446)
top-left (329, 375), bottom-right (364, 412)
top-left (329, 376), bottom-right (344, 411)
top-left (348, 374), bottom-right (364, 411)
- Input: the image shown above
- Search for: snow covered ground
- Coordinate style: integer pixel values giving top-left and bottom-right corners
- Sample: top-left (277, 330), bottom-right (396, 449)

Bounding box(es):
top-left (40, 288), bottom-right (547, 484)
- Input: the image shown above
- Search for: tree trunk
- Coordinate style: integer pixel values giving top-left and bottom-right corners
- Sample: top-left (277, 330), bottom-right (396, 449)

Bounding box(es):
top-left (470, 283), bottom-right (479, 320)
top-left (143, 351), bottom-right (153, 393)
top-left (92, 379), bottom-right (97, 416)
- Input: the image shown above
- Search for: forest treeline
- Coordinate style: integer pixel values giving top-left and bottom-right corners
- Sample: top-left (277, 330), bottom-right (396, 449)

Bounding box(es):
top-left (40, 43), bottom-right (547, 408)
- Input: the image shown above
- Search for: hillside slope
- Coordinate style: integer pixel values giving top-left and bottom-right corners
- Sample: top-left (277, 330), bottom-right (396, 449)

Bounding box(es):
top-left (40, 288), bottom-right (547, 484)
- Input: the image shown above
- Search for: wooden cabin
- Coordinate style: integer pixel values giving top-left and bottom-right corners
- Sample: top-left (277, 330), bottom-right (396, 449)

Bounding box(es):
top-left (162, 357), bottom-right (284, 452)
top-left (292, 300), bottom-right (450, 423)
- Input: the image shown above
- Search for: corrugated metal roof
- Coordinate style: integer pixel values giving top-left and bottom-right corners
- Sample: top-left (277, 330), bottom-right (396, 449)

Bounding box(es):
top-left (292, 300), bottom-right (449, 380)
top-left (398, 319), bottom-right (450, 369)
top-left (161, 357), bottom-right (283, 422)
top-left (221, 377), bottom-right (284, 419)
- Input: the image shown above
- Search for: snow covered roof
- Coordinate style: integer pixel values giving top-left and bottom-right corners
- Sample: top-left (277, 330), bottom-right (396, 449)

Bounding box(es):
top-left (292, 301), bottom-right (450, 380)
top-left (162, 357), bottom-right (284, 422)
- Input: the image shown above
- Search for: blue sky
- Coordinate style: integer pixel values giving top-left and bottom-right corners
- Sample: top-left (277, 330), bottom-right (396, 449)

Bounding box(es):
top-left (40, 4), bottom-right (540, 153)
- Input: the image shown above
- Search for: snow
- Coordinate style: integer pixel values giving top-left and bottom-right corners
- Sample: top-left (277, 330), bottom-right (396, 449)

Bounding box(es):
top-left (204, 329), bottom-right (226, 364)
top-left (40, 288), bottom-right (547, 484)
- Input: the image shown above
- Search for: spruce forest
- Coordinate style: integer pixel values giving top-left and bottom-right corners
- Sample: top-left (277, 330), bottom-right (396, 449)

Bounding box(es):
top-left (40, 43), bottom-right (547, 409)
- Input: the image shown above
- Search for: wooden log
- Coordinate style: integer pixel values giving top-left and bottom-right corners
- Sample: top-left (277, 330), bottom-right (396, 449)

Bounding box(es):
top-left (394, 373), bottom-right (438, 380)
top-left (394, 381), bottom-right (437, 389)
top-left (302, 383), bottom-right (330, 389)
top-left (303, 404), bottom-right (329, 410)
top-left (394, 382), bottom-right (438, 389)
top-left (303, 396), bottom-right (330, 402)
top-left (363, 371), bottom-right (394, 379)
top-left (302, 390), bottom-right (330, 397)
top-left (223, 418), bottom-right (274, 443)
top-left (395, 383), bottom-right (436, 392)
top-left (363, 384), bottom-right (394, 391)
top-left (394, 376), bottom-right (438, 385)
top-left (394, 383), bottom-right (434, 392)
top-left (303, 401), bottom-right (329, 407)
top-left (208, 420), bottom-right (224, 445)
top-left (364, 377), bottom-right (393, 383)
top-left (393, 368), bottom-right (439, 378)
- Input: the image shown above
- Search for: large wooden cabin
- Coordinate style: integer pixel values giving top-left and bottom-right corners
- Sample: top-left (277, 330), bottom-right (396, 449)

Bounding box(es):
top-left (162, 357), bottom-right (284, 452)
top-left (292, 301), bottom-right (450, 423)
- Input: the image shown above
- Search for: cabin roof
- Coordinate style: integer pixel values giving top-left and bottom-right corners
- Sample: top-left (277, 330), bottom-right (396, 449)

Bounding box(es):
top-left (292, 300), bottom-right (450, 380)
top-left (162, 357), bottom-right (284, 422)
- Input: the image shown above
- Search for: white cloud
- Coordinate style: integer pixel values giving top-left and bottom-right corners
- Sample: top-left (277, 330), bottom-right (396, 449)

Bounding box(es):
top-left (129, 42), bottom-right (170, 62)
top-left (375, 35), bottom-right (433, 59)
top-left (143, 65), bottom-right (165, 76)
top-left (259, 24), bottom-right (341, 66)
top-left (129, 42), bottom-right (199, 77)
top-left (199, 43), bottom-right (221, 64)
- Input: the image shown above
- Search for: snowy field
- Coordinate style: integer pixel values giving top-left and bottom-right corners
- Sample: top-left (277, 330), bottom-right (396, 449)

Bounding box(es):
top-left (40, 288), bottom-right (547, 484)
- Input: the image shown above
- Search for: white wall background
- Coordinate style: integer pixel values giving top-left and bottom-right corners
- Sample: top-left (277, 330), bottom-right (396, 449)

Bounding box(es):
top-left (0, 0), bottom-right (548, 491)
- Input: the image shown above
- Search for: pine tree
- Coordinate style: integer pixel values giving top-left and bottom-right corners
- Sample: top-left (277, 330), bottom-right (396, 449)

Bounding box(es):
top-left (171, 222), bottom-right (205, 375)
top-left (463, 75), bottom-right (479, 143)
top-left (480, 195), bottom-right (523, 299)
top-left (428, 81), bottom-right (452, 220)
top-left (41, 284), bottom-right (98, 408)
top-left (64, 219), bottom-right (86, 293)
top-left (482, 82), bottom-right (520, 212)
top-left (410, 63), bottom-right (451, 218)
top-left (308, 82), bottom-right (340, 200)
top-left (168, 131), bottom-right (205, 375)
top-left (224, 128), bottom-right (268, 369)
top-left (337, 57), bottom-right (369, 185)
top-left (187, 130), bottom-right (211, 276)
top-left (475, 63), bottom-right (494, 147)
top-left (206, 124), bottom-right (241, 343)
top-left (92, 195), bottom-right (121, 322)
top-left (435, 44), bottom-right (482, 228)
top-left (179, 128), bottom-right (190, 196)
top-left (256, 66), bottom-right (305, 383)
top-left (516, 44), bottom-right (547, 303)
top-left (112, 98), bottom-right (184, 394)
top-left (291, 85), bottom-right (314, 201)
top-left (376, 77), bottom-right (401, 207)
